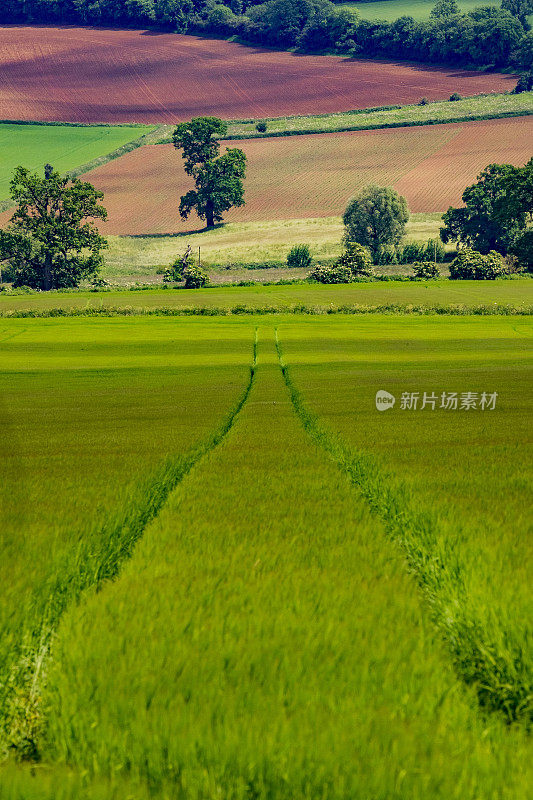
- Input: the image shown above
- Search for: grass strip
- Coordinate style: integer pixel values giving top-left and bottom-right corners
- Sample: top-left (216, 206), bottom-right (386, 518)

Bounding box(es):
top-left (1, 302), bottom-right (532, 318)
top-left (275, 329), bottom-right (532, 725)
top-left (152, 93), bottom-right (533, 142)
top-left (1, 334), bottom-right (257, 761)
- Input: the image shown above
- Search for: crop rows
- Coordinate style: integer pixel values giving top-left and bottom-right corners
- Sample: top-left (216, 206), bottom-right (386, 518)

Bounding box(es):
top-left (56, 116), bottom-right (532, 236)
top-left (0, 28), bottom-right (515, 124)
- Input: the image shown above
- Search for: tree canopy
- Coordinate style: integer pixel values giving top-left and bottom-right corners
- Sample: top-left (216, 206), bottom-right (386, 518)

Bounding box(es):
top-left (343, 185), bottom-right (409, 261)
top-left (173, 117), bottom-right (246, 228)
top-left (0, 165), bottom-right (107, 290)
top-left (440, 161), bottom-right (532, 255)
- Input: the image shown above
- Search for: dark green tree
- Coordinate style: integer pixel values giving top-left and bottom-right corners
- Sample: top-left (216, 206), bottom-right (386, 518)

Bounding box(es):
top-left (430, 0), bottom-right (460, 18)
top-left (343, 185), bottom-right (409, 261)
top-left (173, 117), bottom-right (246, 228)
top-left (440, 163), bottom-right (529, 254)
top-left (0, 165), bottom-right (107, 290)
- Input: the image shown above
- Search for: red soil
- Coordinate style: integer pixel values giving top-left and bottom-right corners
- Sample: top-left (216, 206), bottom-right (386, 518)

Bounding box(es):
top-left (65, 117), bottom-right (532, 235)
top-left (0, 26), bottom-right (517, 124)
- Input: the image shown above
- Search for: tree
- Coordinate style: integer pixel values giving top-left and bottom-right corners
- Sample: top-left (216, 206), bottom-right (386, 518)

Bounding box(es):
top-left (343, 185), bottom-right (409, 261)
top-left (440, 163), bottom-right (528, 254)
top-left (173, 117), bottom-right (246, 228)
top-left (430, 0), bottom-right (460, 19)
top-left (0, 165), bottom-right (107, 290)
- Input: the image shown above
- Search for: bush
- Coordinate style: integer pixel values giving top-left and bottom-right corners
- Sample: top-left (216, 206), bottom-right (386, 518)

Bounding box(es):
top-left (287, 243), bottom-right (312, 269)
top-left (400, 242), bottom-right (426, 263)
top-left (510, 230), bottom-right (533, 271)
top-left (255, 121), bottom-right (267, 133)
top-left (308, 264), bottom-right (354, 284)
top-left (309, 241), bottom-right (373, 283)
top-left (511, 72), bottom-right (533, 94)
top-left (412, 261), bottom-right (440, 279)
top-left (449, 247), bottom-right (506, 279)
top-left (183, 264), bottom-right (208, 288)
top-left (337, 241), bottom-right (373, 276)
top-left (418, 97), bottom-right (430, 105)
top-left (449, 92), bottom-right (462, 101)
top-left (423, 238), bottom-right (446, 262)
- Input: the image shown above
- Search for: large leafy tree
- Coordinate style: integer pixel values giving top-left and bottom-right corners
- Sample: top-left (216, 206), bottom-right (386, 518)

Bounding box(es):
top-left (173, 117), bottom-right (246, 228)
top-left (0, 165), bottom-right (107, 290)
top-left (440, 163), bottom-right (528, 254)
top-left (343, 185), bottom-right (409, 261)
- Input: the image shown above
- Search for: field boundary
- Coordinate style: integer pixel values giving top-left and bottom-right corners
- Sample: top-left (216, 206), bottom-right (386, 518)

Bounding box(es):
top-left (1, 303), bottom-right (532, 318)
top-left (1, 333), bottom-right (257, 761)
top-left (275, 329), bottom-right (532, 726)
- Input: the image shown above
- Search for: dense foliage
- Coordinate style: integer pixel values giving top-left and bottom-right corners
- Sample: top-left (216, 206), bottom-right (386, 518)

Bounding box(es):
top-left (441, 158), bottom-right (533, 255)
top-left (173, 117), bottom-right (246, 228)
top-left (0, 165), bottom-right (107, 290)
top-left (1, 0), bottom-right (532, 70)
top-left (309, 240), bottom-right (373, 282)
top-left (343, 185), bottom-right (409, 262)
top-left (449, 247), bottom-right (507, 278)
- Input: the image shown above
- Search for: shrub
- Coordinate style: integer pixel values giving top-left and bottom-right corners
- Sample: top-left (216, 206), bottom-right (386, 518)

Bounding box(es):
top-left (449, 92), bottom-right (462, 101)
top-left (375, 244), bottom-right (399, 265)
top-left (511, 72), bottom-right (533, 94)
top-left (423, 238), bottom-right (446, 262)
top-left (412, 261), bottom-right (440, 279)
top-left (510, 230), bottom-right (533, 272)
top-left (308, 264), bottom-right (354, 284)
top-left (183, 264), bottom-right (208, 288)
top-left (337, 241), bottom-right (373, 276)
top-left (418, 97), bottom-right (430, 105)
top-left (287, 244), bottom-right (312, 269)
top-left (400, 242), bottom-right (425, 263)
top-left (309, 241), bottom-right (373, 283)
top-left (449, 247), bottom-right (506, 279)
top-left (255, 121), bottom-right (267, 133)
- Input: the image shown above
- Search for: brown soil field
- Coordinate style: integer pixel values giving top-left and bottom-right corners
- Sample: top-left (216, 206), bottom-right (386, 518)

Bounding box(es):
top-left (0, 26), bottom-right (517, 124)
top-left (49, 117), bottom-right (530, 235)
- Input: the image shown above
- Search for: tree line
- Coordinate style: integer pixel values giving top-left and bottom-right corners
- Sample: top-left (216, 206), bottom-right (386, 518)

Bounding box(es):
top-left (1, 0), bottom-right (532, 71)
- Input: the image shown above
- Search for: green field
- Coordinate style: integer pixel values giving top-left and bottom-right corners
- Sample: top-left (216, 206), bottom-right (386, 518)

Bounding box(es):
top-left (0, 123), bottom-right (153, 201)
top-left (0, 315), bottom-right (531, 798)
top-left (1, 278), bottom-right (532, 315)
top-left (341, 0), bottom-right (502, 21)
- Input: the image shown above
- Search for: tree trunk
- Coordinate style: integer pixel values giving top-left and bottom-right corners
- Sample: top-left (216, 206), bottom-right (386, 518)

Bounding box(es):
top-left (43, 252), bottom-right (52, 291)
top-left (206, 201), bottom-right (215, 229)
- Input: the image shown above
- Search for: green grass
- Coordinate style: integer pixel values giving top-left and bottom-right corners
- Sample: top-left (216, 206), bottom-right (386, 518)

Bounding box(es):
top-left (0, 123), bottom-right (154, 201)
top-left (164, 93), bottom-right (533, 141)
top-left (0, 277), bottom-right (532, 315)
top-left (99, 214), bottom-right (445, 282)
top-left (0, 323), bottom-right (528, 799)
top-left (0, 318), bottom-right (253, 759)
top-left (340, 0), bottom-right (498, 21)
top-left (0, 316), bottom-right (531, 797)
top-left (279, 315), bottom-right (532, 722)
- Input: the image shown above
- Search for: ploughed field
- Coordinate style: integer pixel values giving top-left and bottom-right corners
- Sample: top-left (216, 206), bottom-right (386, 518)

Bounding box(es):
top-left (0, 27), bottom-right (517, 124)
top-left (73, 116), bottom-right (533, 234)
top-left (0, 315), bottom-right (531, 798)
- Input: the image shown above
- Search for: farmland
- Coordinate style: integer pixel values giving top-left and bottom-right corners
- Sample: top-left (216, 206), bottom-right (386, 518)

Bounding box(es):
top-left (0, 123), bottom-right (153, 201)
top-left (56, 116), bottom-right (533, 235)
top-left (0, 315), bottom-right (531, 799)
top-left (1, 279), bottom-right (532, 315)
top-left (341, 0), bottom-right (503, 21)
top-left (0, 27), bottom-right (517, 124)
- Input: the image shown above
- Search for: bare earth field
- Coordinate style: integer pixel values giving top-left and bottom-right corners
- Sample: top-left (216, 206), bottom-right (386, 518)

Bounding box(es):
top-left (0, 26), bottom-right (517, 124)
top-left (65, 117), bottom-right (533, 235)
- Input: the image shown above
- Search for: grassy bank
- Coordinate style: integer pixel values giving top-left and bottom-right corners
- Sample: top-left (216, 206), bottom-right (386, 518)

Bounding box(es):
top-left (152, 93), bottom-right (533, 143)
